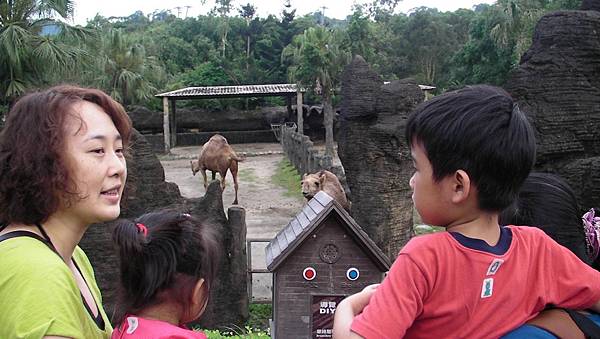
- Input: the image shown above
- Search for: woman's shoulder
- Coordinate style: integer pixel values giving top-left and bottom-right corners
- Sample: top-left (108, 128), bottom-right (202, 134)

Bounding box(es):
top-left (0, 236), bottom-right (80, 297)
top-left (0, 235), bottom-right (65, 270)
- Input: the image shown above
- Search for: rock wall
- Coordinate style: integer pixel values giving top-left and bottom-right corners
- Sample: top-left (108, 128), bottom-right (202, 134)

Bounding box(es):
top-left (504, 9), bottom-right (600, 211)
top-left (337, 56), bottom-right (424, 258)
top-left (129, 105), bottom-right (288, 134)
top-left (79, 129), bottom-right (248, 329)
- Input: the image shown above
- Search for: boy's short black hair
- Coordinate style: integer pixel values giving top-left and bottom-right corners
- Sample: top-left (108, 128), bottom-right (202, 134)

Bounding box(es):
top-left (406, 85), bottom-right (536, 212)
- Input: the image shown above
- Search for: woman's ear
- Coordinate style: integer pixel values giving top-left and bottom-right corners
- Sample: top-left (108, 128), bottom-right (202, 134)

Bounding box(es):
top-left (191, 278), bottom-right (208, 318)
top-left (450, 169), bottom-right (471, 204)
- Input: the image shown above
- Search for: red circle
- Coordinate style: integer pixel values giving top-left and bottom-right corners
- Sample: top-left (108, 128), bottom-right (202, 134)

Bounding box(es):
top-left (303, 267), bottom-right (316, 280)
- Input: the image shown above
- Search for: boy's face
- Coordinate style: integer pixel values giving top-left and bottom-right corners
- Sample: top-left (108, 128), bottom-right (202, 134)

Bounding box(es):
top-left (410, 142), bottom-right (452, 227)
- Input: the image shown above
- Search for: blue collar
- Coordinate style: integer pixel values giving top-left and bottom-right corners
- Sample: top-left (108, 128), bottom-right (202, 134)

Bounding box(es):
top-left (449, 226), bottom-right (512, 255)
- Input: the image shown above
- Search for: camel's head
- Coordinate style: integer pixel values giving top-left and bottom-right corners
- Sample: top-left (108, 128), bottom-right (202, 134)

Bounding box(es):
top-left (301, 172), bottom-right (325, 200)
top-left (191, 160), bottom-right (200, 176)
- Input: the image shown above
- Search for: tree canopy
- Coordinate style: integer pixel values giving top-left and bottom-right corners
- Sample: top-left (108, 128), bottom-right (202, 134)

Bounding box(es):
top-left (0, 0), bottom-right (583, 114)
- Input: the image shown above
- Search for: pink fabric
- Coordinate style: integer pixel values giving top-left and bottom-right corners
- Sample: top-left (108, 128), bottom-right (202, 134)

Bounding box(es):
top-left (351, 226), bottom-right (600, 339)
top-left (111, 316), bottom-right (207, 339)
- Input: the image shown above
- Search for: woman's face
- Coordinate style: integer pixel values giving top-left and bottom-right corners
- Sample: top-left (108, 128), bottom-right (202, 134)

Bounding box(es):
top-left (60, 101), bottom-right (127, 225)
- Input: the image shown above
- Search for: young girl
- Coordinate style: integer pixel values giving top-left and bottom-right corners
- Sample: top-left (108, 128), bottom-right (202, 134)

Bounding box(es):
top-left (0, 85), bottom-right (131, 338)
top-left (111, 210), bottom-right (220, 338)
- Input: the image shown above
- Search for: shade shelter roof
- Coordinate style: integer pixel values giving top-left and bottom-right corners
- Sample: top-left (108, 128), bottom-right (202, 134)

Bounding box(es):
top-left (156, 84), bottom-right (304, 100)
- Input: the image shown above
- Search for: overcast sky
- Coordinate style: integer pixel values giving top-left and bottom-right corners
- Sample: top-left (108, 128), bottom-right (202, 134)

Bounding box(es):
top-left (72, 0), bottom-right (496, 25)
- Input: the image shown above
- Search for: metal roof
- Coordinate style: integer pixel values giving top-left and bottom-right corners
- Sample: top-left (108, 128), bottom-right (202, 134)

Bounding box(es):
top-left (156, 84), bottom-right (304, 99)
top-left (265, 191), bottom-right (392, 272)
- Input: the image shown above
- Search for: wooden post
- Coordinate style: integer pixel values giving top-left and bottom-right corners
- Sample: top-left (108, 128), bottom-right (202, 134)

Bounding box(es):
top-left (163, 96), bottom-right (170, 154)
top-left (285, 95), bottom-right (292, 121)
top-left (296, 90), bottom-right (303, 135)
top-left (169, 99), bottom-right (177, 147)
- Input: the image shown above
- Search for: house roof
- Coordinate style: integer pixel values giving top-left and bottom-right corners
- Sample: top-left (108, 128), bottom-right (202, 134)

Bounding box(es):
top-left (265, 191), bottom-right (392, 272)
top-left (155, 84), bottom-right (304, 99)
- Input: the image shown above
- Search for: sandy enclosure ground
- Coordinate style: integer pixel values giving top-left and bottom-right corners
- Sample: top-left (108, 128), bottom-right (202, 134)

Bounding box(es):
top-left (160, 142), bottom-right (305, 301)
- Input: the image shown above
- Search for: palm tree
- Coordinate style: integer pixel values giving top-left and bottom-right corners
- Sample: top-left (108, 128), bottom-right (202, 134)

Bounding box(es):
top-left (0, 0), bottom-right (90, 102)
top-left (489, 0), bottom-right (545, 59)
top-left (282, 26), bottom-right (350, 157)
top-left (92, 29), bottom-right (165, 106)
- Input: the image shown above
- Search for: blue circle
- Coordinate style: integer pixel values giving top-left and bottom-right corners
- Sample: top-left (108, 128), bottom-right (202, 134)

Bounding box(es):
top-left (346, 268), bottom-right (359, 281)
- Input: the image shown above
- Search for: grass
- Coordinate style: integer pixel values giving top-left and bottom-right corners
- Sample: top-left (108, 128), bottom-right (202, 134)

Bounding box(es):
top-left (271, 158), bottom-right (303, 199)
top-left (413, 224), bottom-right (445, 235)
top-left (238, 168), bottom-right (258, 183)
top-left (203, 326), bottom-right (270, 338)
top-left (196, 303), bottom-right (272, 338)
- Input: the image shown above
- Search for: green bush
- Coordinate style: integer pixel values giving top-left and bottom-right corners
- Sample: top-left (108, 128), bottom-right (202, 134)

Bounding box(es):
top-left (199, 326), bottom-right (270, 338)
top-left (247, 303), bottom-right (271, 331)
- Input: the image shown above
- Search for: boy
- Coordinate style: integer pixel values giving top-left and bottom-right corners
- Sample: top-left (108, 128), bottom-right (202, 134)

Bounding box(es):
top-left (333, 85), bottom-right (600, 338)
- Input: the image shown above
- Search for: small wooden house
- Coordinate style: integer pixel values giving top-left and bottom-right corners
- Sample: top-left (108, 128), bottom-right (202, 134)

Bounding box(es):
top-left (266, 191), bottom-right (391, 339)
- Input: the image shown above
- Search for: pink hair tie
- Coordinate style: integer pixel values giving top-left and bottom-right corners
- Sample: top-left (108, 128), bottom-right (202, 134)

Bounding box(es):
top-left (583, 208), bottom-right (600, 261)
top-left (136, 223), bottom-right (148, 237)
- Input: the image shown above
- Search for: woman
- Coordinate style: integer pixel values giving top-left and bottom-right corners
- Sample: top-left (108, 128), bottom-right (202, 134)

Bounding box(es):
top-left (0, 85), bottom-right (132, 338)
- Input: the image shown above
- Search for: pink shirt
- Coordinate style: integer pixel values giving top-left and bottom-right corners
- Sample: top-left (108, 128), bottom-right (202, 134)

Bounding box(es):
top-left (351, 226), bottom-right (600, 338)
top-left (111, 316), bottom-right (207, 339)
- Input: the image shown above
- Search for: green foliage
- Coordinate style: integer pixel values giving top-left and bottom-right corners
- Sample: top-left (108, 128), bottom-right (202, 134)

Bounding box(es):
top-left (272, 158), bottom-right (303, 199)
top-left (246, 303), bottom-right (272, 331)
top-left (91, 28), bottom-right (165, 105)
top-left (0, 0), bottom-right (90, 100)
top-left (194, 303), bottom-right (271, 338)
top-left (0, 0), bottom-right (584, 109)
top-left (202, 326), bottom-right (269, 338)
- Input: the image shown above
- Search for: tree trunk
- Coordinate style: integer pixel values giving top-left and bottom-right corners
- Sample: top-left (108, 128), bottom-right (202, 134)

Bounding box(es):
top-left (323, 87), bottom-right (334, 157)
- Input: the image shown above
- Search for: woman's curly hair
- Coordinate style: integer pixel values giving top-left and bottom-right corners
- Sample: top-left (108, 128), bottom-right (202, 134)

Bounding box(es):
top-left (0, 85), bottom-right (132, 225)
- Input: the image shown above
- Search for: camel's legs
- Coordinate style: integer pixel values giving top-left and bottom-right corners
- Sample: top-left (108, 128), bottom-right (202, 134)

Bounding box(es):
top-left (230, 160), bottom-right (239, 205)
top-left (219, 170), bottom-right (227, 190)
top-left (201, 170), bottom-right (208, 190)
top-left (211, 171), bottom-right (216, 180)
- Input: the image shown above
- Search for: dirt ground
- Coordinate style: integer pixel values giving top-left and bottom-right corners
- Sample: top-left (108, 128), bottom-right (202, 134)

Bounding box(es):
top-left (159, 142), bottom-right (306, 301)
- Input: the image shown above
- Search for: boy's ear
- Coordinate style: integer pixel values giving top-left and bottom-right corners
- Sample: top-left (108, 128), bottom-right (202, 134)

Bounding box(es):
top-left (449, 169), bottom-right (472, 204)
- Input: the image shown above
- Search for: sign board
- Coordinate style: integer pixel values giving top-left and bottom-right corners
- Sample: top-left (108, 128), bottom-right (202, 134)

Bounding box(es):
top-left (311, 295), bottom-right (345, 339)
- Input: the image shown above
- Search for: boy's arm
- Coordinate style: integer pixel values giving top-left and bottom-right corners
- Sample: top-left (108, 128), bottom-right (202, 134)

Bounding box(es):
top-left (333, 284), bottom-right (379, 339)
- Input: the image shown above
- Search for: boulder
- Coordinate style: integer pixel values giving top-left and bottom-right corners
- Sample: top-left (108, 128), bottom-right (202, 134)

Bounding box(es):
top-left (505, 9), bottom-right (600, 211)
top-left (337, 55), bottom-right (424, 258)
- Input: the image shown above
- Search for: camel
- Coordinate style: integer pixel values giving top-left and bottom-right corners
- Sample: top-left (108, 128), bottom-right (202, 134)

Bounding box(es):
top-left (191, 134), bottom-right (244, 205)
top-left (301, 170), bottom-right (350, 211)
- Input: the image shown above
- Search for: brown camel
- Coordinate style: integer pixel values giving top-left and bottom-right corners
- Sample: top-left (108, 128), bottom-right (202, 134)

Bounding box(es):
top-left (191, 134), bottom-right (244, 204)
top-left (301, 170), bottom-right (350, 211)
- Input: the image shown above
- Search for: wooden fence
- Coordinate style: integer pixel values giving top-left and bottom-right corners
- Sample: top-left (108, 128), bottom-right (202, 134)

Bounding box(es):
top-left (280, 124), bottom-right (334, 175)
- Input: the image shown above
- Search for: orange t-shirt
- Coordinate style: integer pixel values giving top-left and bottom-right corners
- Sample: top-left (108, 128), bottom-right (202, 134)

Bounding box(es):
top-left (351, 226), bottom-right (600, 338)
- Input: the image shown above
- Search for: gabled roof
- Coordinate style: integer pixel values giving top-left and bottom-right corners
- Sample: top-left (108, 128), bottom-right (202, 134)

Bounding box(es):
top-left (265, 191), bottom-right (391, 272)
top-left (155, 84), bottom-right (304, 99)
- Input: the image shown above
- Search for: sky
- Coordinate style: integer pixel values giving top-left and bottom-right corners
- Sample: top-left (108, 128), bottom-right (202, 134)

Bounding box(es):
top-left (72, 0), bottom-right (496, 25)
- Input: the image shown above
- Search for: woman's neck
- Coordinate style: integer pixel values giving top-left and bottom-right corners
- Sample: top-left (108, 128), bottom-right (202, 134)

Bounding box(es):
top-left (42, 213), bottom-right (88, 262)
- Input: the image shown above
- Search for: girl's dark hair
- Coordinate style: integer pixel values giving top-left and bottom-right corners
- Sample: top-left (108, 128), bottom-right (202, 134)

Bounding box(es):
top-left (0, 85), bottom-right (132, 225)
top-left (406, 85), bottom-right (536, 212)
top-left (499, 172), bottom-right (589, 264)
top-left (112, 210), bottom-right (220, 325)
